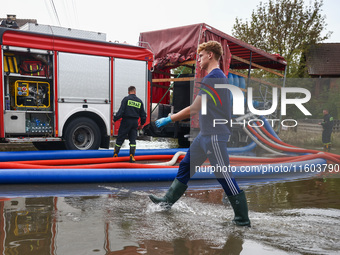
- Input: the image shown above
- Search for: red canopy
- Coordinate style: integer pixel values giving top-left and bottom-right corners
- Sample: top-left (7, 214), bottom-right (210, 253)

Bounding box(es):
top-left (139, 23), bottom-right (287, 106)
top-left (139, 23), bottom-right (287, 72)
top-left (139, 23), bottom-right (234, 104)
top-left (139, 23), bottom-right (231, 77)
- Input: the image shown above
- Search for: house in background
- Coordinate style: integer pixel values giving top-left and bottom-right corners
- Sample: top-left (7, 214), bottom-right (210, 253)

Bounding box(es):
top-left (306, 43), bottom-right (340, 92)
top-left (305, 43), bottom-right (340, 118)
top-left (0, 14), bottom-right (37, 28)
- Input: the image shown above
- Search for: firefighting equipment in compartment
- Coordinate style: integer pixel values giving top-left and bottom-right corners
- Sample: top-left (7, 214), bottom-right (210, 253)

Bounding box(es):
top-left (10, 80), bottom-right (50, 109)
top-left (19, 60), bottom-right (47, 77)
top-left (3, 53), bottom-right (19, 74)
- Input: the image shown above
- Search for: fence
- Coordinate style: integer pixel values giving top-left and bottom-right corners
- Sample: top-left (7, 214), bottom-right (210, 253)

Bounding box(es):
top-left (296, 119), bottom-right (340, 133)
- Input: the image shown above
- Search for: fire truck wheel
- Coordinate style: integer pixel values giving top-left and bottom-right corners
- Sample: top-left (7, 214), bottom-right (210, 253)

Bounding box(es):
top-left (64, 117), bottom-right (101, 150)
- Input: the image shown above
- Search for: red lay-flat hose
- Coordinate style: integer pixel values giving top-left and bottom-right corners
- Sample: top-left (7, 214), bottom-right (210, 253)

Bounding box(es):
top-left (11, 155), bottom-right (185, 166)
top-left (2, 150), bottom-right (335, 169)
top-left (256, 121), bottom-right (298, 148)
top-left (247, 124), bottom-right (340, 164)
top-left (2, 153), bottom-right (333, 169)
top-left (256, 121), bottom-right (340, 160)
top-left (2, 123), bottom-right (339, 169)
top-left (0, 161), bottom-right (179, 169)
top-left (231, 154), bottom-right (317, 164)
top-left (247, 125), bottom-right (313, 153)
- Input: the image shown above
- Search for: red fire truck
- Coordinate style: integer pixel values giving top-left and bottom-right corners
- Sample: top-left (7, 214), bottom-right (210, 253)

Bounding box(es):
top-left (0, 25), bottom-right (153, 150)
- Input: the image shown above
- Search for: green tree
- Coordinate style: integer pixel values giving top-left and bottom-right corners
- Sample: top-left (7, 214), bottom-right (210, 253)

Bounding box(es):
top-left (232, 0), bottom-right (332, 77)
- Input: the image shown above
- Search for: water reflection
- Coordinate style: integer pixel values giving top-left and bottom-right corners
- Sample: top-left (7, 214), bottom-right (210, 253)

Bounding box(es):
top-left (0, 175), bottom-right (339, 254)
top-left (1, 197), bottom-right (55, 254)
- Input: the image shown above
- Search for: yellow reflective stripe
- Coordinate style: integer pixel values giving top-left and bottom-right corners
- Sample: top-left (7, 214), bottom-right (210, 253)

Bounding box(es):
top-left (3, 56), bottom-right (9, 72)
top-left (13, 56), bottom-right (18, 73)
top-left (8, 57), bottom-right (13, 72)
top-left (127, 100), bottom-right (141, 108)
top-left (3, 54), bottom-right (19, 73)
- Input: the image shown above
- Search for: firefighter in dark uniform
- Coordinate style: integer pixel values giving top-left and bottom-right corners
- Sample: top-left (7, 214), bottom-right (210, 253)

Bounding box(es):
top-left (113, 86), bottom-right (146, 162)
top-left (320, 109), bottom-right (334, 152)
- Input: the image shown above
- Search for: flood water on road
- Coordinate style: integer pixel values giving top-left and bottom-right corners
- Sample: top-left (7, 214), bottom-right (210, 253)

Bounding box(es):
top-left (0, 139), bottom-right (340, 254)
top-left (1, 174), bottom-right (339, 255)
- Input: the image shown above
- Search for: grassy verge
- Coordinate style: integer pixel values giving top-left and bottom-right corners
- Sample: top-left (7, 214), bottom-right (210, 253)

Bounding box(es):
top-left (279, 130), bottom-right (340, 148)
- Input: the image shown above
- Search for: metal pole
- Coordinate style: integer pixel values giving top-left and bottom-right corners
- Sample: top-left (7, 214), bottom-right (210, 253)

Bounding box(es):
top-left (247, 51), bottom-right (253, 87)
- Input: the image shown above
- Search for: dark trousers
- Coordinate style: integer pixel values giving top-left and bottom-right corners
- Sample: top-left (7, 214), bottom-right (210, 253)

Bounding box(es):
top-left (176, 133), bottom-right (241, 196)
top-left (116, 118), bottom-right (138, 146)
top-left (322, 130), bottom-right (332, 144)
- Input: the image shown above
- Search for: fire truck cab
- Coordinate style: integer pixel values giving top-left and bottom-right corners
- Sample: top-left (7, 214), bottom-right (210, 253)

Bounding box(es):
top-left (0, 25), bottom-right (153, 150)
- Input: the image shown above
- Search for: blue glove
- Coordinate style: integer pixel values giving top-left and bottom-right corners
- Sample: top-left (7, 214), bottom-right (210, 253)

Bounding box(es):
top-left (155, 116), bottom-right (172, 128)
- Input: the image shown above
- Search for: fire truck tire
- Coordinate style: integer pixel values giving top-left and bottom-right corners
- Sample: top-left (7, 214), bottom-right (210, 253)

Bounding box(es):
top-left (64, 117), bottom-right (101, 150)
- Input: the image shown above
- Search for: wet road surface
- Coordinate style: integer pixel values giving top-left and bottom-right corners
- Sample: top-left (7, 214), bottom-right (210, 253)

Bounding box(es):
top-left (0, 174), bottom-right (339, 255)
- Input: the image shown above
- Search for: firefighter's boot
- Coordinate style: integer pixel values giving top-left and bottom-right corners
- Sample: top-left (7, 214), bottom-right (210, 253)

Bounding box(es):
top-left (323, 144), bottom-right (327, 152)
top-left (327, 144), bottom-right (332, 152)
top-left (129, 145), bottom-right (136, 163)
top-left (113, 144), bottom-right (121, 157)
top-left (323, 143), bottom-right (332, 152)
top-left (228, 190), bottom-right (251, 227)
top-left (149, 178), bottom-right (188, 209)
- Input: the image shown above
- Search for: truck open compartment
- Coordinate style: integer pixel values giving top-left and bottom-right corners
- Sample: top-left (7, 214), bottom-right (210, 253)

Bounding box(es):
top-left (0, 26), bottom-right (153, 150)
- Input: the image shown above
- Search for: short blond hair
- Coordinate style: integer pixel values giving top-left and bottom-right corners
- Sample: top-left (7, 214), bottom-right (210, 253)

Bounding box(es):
top-left (197, 41), bottom-right (223, 61)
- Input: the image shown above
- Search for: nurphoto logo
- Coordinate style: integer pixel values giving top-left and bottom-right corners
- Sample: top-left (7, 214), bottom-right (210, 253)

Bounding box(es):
top-left (200, 83), bottom-right (312, 128)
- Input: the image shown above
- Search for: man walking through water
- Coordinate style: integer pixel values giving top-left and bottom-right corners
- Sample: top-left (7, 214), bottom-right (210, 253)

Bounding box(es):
top-left (149, 41), bottom-right (250, 226)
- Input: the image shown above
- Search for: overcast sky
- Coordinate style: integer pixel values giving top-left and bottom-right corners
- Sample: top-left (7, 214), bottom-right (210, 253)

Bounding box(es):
top-left (1, 0), bottom-right (339, 45)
